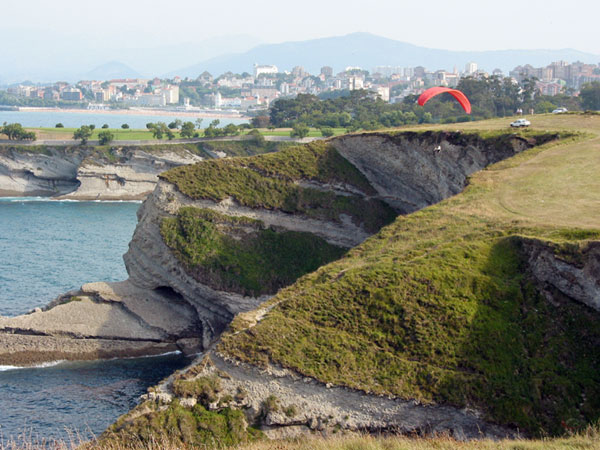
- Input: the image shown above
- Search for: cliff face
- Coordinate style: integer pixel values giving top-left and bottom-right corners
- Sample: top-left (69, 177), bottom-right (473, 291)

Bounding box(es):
top-left (5, 130), bottom-right (595, 442)
top-left (521, 238), bottom-right (600, 311)
top-left (0, 145), bottom-right (203, 199)
top-left (102, 130), bottom-right (589, 442)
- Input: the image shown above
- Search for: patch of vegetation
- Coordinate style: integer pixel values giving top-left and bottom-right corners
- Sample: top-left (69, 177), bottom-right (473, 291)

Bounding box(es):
top-left (161, 142), bottom-right (396, 232)
top-left (173, 376), bottom-right (222, 405)
top-left (219, 205), bottom-right (600, 435)
top-left (216, 125), bottom-right (600, 436)
top-left (160, 207), bottom-right (347, 296)
top-left (105, 400), bottom-right (262, 448)
top-left (200, 139), bottom-right (293, 157)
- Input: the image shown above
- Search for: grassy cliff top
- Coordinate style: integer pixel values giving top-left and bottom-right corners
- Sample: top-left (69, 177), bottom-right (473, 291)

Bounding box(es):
top-left (161, 141), bottom-right (397, 233)
top-left (218, 115), bottom-right (600, 436)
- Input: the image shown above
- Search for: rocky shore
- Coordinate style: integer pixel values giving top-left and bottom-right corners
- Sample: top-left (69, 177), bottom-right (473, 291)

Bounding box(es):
top-left (0, 143), bottom-right (203, 200)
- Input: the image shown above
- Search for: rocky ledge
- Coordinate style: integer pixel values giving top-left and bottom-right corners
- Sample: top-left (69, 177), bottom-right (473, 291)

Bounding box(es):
top-left (0, 144), bottom-right (203, 200)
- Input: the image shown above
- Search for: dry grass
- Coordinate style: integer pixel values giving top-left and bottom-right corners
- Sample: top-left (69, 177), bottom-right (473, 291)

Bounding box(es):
top-left (403, 114), bottom-right (600, 229)
top-left (3, 430), bottom-right (600, 450)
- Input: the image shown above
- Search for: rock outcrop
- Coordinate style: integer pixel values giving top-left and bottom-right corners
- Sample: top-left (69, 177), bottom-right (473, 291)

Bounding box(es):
top-left (0, 144), bottom-right (203, 199)
top-left (522, 238), bottom-right (600, 311)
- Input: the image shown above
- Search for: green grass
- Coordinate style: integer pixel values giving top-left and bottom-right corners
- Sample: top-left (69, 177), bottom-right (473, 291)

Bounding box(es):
top-left (104, 400), bottom-right (262, 448)
top-left (199, 139), bottom-right (294, 157)
top-left (161, 141), bottom-right (396, 233)
top-left (34, 127), bottom-right (167, 141)
top-left (217, 116), bottom-right (600, 436)
top-left (248, 127), bottom-right (346, 137)
top-left (160, 207), bottom-right (346, 297)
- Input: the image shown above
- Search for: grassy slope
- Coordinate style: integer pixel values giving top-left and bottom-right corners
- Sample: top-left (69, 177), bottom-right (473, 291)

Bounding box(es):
top-left (160, 207), bottom-right (346, 296)
top-left (161, 141), bottom-right (396, 233)
top-left (218, 114), bottom-right (600, 436)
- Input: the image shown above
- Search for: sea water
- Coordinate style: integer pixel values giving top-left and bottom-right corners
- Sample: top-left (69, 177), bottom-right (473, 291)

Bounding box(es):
top-left (0, 198), bottom-right (190, 441)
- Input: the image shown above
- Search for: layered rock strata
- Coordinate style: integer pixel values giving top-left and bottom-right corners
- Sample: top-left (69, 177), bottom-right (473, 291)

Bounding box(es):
top-left (0, 145), bottom-right (202, 199)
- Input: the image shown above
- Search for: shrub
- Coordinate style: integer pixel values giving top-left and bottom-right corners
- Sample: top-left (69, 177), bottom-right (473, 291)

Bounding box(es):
top-left (55, 123), bottom-right (64, 128)
top-left (320, 126), bottom-right (334, 137)
top-left (121, 123), bottom-right (129, 129)
top-left (98, 130), bottom-right (115, 145)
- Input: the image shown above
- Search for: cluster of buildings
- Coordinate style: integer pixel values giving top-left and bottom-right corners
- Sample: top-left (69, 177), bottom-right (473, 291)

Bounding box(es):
top-left (6, 78), bottom-right (180, 108)
top-left (4, 60), bottom-right (599, 112)
top-left (509, 61), bottom-right (600, 95)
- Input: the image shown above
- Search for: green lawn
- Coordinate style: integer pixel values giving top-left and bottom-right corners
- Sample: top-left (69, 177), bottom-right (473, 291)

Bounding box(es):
top-left (33, 127), bottom-right (173, 141)
top-left (29, 126), bottom-right (348, 141)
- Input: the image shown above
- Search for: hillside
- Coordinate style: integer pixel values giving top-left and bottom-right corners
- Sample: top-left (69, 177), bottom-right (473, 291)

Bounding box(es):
top-left (95, 114), bottom-right (600, 447)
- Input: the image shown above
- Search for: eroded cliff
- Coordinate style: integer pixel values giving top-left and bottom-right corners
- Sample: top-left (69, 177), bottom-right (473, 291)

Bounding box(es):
top-left (4, 129), bottom-right (597, 444)
top-left (0, 144), bottom-right (203, 199)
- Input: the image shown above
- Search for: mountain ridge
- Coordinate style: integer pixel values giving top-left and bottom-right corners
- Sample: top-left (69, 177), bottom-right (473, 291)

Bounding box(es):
top-left (170, 32), bottom-right (600, 77)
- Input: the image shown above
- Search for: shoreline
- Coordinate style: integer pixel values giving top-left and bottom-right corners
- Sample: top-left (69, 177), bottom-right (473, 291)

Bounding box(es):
top-left (15, 106), bottom-right (250, 120)
top-left (0, 189), bottom-right (149, 202)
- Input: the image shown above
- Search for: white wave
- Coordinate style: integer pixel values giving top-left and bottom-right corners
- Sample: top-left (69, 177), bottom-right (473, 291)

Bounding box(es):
top-left (0, 196), bottom-right (141, 204)
top-left (0, 360), bottom-right (66, 371)
top-left (0, 352), bottom-right (182, 371)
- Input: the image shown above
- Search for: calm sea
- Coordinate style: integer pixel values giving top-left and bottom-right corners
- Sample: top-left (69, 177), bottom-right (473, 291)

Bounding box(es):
top-left (0, 109), bottom-right (247, 129)
top-left (0, 198), bottom-right (190, 441)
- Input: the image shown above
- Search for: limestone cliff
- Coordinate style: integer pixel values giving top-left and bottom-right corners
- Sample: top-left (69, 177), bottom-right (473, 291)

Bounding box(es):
top-left (0, 144), bottom-right (203, 199)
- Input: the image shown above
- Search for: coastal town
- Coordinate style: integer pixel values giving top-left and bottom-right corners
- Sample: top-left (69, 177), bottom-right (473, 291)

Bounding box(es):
top-left (2, 59), bottom-right (600, 115)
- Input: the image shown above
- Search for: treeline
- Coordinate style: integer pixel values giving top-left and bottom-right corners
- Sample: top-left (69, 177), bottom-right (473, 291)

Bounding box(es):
top-left (263, 78), bottom-right (600, 130)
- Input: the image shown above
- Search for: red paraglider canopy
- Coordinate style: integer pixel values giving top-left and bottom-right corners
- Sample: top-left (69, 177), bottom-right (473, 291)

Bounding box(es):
top-left (418, 87), bottom-right (472, 114)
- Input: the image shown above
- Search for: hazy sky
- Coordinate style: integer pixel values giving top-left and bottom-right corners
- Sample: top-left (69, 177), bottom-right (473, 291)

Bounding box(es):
top-left (3, 0), bottom-right (599, 54)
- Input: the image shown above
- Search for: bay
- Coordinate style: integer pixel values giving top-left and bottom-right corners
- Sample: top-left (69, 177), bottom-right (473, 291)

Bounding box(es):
top-left (0, 198), bottom-right (190, 441)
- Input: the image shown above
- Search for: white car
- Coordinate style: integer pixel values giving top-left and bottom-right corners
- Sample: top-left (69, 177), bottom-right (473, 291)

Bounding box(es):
top-left (552, 107), bottom-right (568, 114)
top-left (510, 118), bottom-right (531, 128)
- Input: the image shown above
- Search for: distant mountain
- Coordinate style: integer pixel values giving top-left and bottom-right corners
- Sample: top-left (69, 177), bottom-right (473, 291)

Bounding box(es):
top-left (0, 29), bottom-right (261, 83)
top-left (83, 61), bottom-right (142, 80)
top-left (171, 32), bottom-right (600, 77)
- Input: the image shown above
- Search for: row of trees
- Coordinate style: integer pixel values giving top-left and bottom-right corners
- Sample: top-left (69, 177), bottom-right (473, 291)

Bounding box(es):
top-left (72, 125), bottom-right (115, 145)
top-left (264, 78), bottom-right (600, 131)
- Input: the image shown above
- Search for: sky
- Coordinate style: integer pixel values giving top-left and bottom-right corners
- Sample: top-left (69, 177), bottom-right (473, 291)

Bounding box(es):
top-left (3, 0), bottom-right (600, 54)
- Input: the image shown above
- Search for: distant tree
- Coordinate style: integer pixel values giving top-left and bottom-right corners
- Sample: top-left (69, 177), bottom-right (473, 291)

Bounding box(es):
top-left (121, 123), bottom-right (129, 129)
top-left (223, 123), bottom-right (240, 136)
top-left (195, 118), bottom-right (203, 129)
top-left (89, 124), bottom-right (96, 130)
top-left (101, 124), bottom-right (109, 129)
top-left (168, 119), bottom-right (183, 129)
top-left (180, 121), bottom-right (197, 138)
top-left (319, 126), bottom-right (334, 137)
top-left (290, 123), bottom-right (309, 139)
top-left (55, 123), bottom-right (64, 128)
top-left (580, 82), bottom-right (600, 111)
top-left (98, 130), bottom-right (115, 145)
top-left (247, 128), bottom-right (265, 145)
top-left (73, 125), bottom-right (93, 145)
top-left (250, 115), bottom-right (270, 128)
top-left (1, 122), bottom-right (36, 140)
